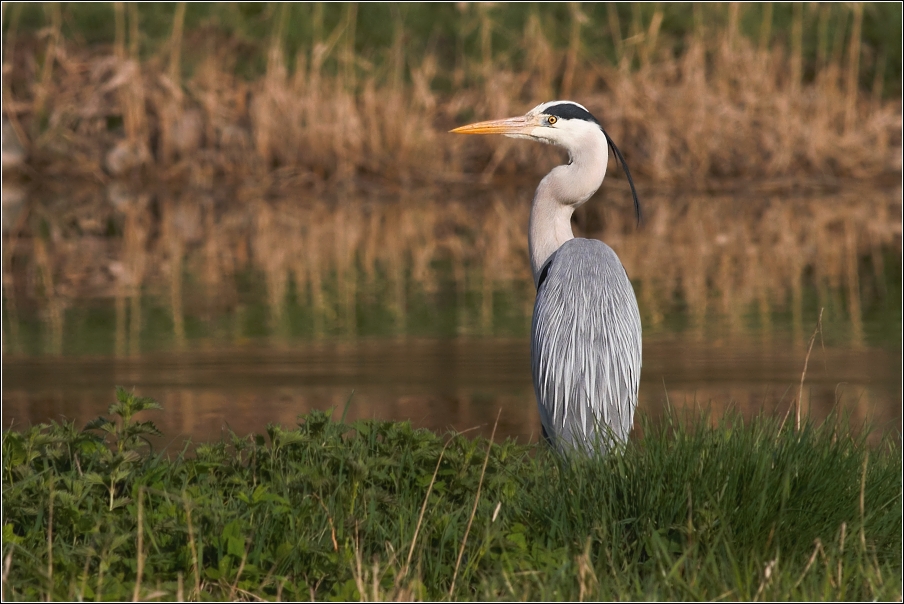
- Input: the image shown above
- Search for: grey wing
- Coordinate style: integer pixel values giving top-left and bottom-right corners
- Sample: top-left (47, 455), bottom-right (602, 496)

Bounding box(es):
top-left (531, 239), bottom-right (642, 453)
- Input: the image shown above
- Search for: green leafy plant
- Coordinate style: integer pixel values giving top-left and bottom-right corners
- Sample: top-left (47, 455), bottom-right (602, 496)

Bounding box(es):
top-left (84, 386), bottom-right (163, 455)
top-left (79, 387), bottom-right (162, 511)
top-left (1, 389), bottom-right (900, 601)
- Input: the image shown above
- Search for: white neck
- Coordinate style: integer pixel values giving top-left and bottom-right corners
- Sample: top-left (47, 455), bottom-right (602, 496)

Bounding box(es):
top-left (528, 127), bottom-right (609, 286)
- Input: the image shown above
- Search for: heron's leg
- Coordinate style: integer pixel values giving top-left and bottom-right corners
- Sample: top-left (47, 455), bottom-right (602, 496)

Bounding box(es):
top-left (541, 422), bottom-right (553, 447)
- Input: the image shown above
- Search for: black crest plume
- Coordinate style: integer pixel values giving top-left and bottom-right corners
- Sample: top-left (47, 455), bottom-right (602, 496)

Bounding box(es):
top-left (545, 102), bottom-right (642, 226)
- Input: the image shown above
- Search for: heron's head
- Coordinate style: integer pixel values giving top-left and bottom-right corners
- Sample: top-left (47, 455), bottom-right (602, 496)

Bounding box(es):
top-left (451, 100), bottom-right (641, 223)
top-left (450, 100), bottom-right (603, 149)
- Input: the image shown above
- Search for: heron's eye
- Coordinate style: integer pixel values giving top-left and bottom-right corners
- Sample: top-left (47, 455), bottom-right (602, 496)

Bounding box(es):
top-left (547, 115), bottom-right (558, 125)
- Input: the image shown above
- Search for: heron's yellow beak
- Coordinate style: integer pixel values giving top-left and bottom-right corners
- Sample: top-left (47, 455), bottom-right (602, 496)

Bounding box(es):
top-left (449, 115), bottom-right (534, 136)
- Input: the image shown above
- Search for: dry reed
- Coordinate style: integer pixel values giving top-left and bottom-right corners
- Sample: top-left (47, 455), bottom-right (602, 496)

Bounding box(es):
top-left (1, 4), bottom-right (899, 185)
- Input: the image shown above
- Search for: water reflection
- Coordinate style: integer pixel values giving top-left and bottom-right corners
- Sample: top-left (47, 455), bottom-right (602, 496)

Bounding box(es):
top-left (4, 337), bottom-right (899, 446)
top-left (2, 183), bottom-right (901, 444)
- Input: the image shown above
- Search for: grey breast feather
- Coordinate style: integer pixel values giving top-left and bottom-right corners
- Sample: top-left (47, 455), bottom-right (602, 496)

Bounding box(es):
top-left (531, 238), bottom-right (642, 453)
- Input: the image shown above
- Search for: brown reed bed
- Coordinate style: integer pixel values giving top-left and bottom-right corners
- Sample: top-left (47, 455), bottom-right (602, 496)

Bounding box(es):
top-left (1, 3), bottom-right (900, 186)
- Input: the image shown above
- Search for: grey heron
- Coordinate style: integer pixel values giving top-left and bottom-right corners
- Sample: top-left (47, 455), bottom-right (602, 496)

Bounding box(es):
top-left (451, 100), bottom-right (642, 454)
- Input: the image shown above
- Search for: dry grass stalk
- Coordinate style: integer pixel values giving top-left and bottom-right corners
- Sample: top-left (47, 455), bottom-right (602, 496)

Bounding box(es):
top-left (31, 2), bottom-right (61, 127)
top-left (2, 4), bottom-right (30, 149)
top-left (46, 479), bottom-right (53, 598)
top-left (796, 308), bottom-right (825, 431)
top-left (226, 541), bottom-right (250, 602)
top-left (132, 487), bottom-right (144, 601)
top-left (181, 494), bottom-right (201, 601)
top-left (560, 3), bottom-right (585, 99)
top-left (844, 4), bottom-right (863, 133)
top-left (576, 539), bottom-right (599, 601)
top-left (859, 453), bottom-right (869, 552)
top-left (312, 494), bottom-right (339, 552)
top-left (402, 440), bottom-right (451, 581)
top-left (837, 521), bottom-right (847, 586)
top-left (1, 549), bottom-right (12, 602)
top-left (450, 410), bottom-right (501, 596)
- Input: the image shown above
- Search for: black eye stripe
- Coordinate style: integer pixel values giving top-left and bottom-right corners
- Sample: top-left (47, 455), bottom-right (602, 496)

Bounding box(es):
top-left (544, 103), bottom-right (599, 124)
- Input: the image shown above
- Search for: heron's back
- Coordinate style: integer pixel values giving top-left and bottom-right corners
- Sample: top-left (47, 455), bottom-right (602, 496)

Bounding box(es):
top-left (531, 238), bottom-right (641, 453)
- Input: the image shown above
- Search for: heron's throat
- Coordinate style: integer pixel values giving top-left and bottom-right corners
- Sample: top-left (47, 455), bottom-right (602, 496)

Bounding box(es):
top-left (528, 155), bottom-right (607, 287)
top-left (529, 199), bottom-right (574, 286)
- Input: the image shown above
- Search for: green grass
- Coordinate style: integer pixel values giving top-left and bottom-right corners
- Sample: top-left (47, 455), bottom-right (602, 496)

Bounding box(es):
top-left (2, 388), bottom-right (901, 601)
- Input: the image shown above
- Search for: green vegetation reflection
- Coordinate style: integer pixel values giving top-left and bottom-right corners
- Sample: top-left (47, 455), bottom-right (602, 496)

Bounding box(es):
top-left (3, 250), bottom-right (902, 357)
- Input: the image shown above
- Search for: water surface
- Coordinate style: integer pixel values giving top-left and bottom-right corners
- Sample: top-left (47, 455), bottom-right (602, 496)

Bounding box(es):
top-left (3, 184), bottom-right (901, 445)
top-left (4, 328), bottom-right (899, 446)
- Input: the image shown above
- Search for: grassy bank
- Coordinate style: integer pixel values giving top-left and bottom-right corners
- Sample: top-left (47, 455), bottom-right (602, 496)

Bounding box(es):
top-left (2, 3), bottom-right (900, 185)
top-left (2, 389), bottom-right (900, 601)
